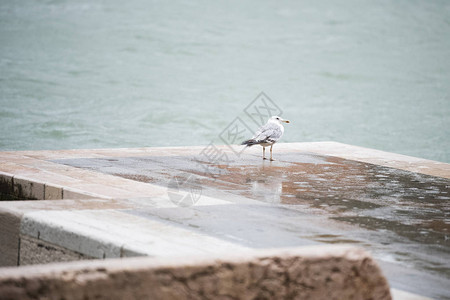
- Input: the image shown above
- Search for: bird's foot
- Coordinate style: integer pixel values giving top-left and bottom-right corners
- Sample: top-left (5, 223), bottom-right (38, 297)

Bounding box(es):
top-left (270, 158), bottom-right (275, 161)
top-left (263, 157), bottom-right (267, 160)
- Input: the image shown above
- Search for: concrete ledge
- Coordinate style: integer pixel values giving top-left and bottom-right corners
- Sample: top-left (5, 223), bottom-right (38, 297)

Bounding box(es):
top-left (0, 245), bottom-right (391, 300)
top-left (0, 199), bottom-right (133, 267)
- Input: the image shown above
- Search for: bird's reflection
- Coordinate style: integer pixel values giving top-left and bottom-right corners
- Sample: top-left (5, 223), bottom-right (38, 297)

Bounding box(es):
top-left (248, 162), bottom-right (283, 204)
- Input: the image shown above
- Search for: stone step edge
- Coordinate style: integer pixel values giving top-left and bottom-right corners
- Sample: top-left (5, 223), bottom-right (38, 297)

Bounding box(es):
top-left (0, 245), bottom-right (392, 300)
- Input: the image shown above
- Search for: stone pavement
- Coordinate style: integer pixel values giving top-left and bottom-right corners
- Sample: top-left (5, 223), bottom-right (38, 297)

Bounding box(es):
top-left (0, 142), bottom-right (448, 299)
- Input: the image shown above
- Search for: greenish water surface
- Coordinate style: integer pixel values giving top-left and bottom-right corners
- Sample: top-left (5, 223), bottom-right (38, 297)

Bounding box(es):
top-left (1, 0), bottom-right (449, 162)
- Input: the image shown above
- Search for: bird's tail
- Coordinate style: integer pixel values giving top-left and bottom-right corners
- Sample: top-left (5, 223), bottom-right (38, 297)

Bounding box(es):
top-left (241, 139), bottom-right (259, 147)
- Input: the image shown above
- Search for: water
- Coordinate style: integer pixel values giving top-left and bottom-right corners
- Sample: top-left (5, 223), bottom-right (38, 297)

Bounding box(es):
top-left (1, 0), bottom-right (449, 163)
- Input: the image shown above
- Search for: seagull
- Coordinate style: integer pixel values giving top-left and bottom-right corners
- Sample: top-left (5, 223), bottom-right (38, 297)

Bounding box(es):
top-left (241, 116), bottom-right (290, 161)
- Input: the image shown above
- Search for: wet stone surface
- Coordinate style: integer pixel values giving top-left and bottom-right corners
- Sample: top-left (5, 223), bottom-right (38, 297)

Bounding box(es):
top-left (53, 152), bottom-right (450, 298)
top-left (53, 152), bottom-right (450, 239)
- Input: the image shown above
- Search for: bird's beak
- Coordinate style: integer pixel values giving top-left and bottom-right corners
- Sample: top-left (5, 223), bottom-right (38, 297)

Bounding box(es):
top-left (282, 119), bottom-right (290, 123)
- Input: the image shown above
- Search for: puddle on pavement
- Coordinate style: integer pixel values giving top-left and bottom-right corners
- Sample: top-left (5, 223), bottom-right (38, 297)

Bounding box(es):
top-left (53, 152), bottom-right (450, 285)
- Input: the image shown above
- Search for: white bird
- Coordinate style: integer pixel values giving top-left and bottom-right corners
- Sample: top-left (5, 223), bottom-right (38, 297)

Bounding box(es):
top-left (241, 116), bottom-right (290, 161)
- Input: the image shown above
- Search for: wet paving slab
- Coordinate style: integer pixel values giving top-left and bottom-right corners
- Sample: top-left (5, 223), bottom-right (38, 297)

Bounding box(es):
top-left (1, 143), bottom-right (448, 299)
top-left (52, 151), bottom-right (450, 299)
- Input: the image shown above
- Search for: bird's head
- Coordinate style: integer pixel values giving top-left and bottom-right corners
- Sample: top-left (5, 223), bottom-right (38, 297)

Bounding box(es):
top-left (269, 116), bottom-right (290, 124)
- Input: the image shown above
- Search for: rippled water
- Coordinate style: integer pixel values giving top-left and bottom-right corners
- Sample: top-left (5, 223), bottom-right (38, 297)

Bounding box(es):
top-left (1, 0), bottom-right (449, 162)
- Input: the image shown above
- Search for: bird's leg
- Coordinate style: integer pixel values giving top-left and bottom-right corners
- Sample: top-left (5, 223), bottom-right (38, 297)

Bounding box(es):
top-left (263, 147), bottom-right (266, 160)
top-left (270, 145), bottom-right (275, 161)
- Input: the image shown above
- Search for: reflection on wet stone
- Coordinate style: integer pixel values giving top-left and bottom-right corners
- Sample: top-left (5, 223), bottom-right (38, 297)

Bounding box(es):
top-left (53, 153), bottom-right (450, 245)
top-left (53, 152), bottom-right (450, 280)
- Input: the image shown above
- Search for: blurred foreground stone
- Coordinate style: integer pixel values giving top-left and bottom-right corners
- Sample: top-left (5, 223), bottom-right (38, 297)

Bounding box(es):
top-left (0, 245), bottom-right (391, 300)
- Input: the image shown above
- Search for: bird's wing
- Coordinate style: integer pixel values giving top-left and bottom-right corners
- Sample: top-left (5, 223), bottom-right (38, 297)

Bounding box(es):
top-left (253, 123), bottom-right (283, 142)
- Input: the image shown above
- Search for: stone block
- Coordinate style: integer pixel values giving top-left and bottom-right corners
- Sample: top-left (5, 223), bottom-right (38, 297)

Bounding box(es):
top-left (0, 172), bottom-right (14, 198)
top-left (19, 235), bottom-right (92, 266)
top-left (0, 246), bottom-right (392, 300)
top-left (0, 209), bottom-right (21, 266)
top-left (13, 177), bottom-right (44, 200)
top-left (44, 184), bottom-right (63, 200)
